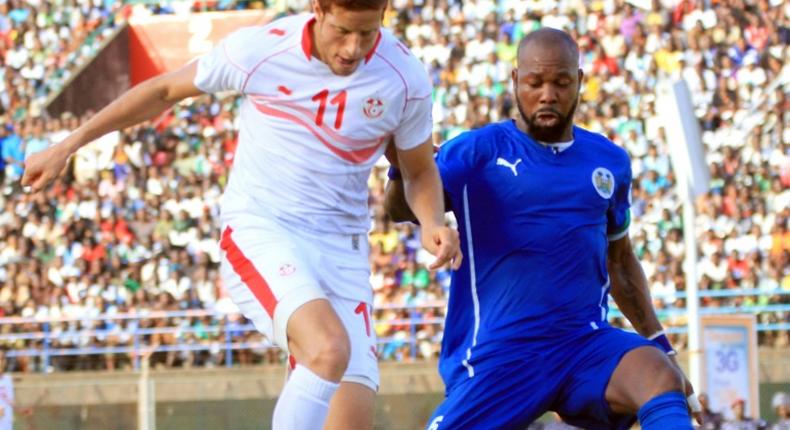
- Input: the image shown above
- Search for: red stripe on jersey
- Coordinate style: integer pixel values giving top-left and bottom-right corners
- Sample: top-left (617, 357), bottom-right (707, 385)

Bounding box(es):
top-left (251, 101), bottom-right (383, 164)
top-left (220, 227), bottom-right (277, 317)
top-left (277, 85), bottom-right (292, 95)
top-left (288, 354), bottom-right (297, 370)
top-left (396, 42), bottom-right (410, 56)
top-left (241, 45), bottom-right (294, 93)
top-left (364, 32), bottom-right (382, 64)
top-left (269, 28), bottom-right (286, 36)
top-left (301, 17), bottom-right (317, 60)
top-left (251, 95), bottom-right (388, 148)
top-left (374, 53), bottom-right (410, 114)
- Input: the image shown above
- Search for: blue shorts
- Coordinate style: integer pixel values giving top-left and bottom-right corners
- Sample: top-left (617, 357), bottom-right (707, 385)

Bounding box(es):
top-left (426, 327), bottom-right (656, 430)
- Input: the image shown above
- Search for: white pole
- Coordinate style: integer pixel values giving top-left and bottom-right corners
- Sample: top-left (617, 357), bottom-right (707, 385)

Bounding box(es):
top-left (683, 182), bottom-right (702, 392)
top-left (138, 353), bottom-right (156, 430)
top-left (656, 78), bottom-right (708, 392)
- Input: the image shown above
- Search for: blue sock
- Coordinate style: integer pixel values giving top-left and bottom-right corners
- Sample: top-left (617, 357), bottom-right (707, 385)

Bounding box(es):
top-left (637, 391), bottom-right (693, 430)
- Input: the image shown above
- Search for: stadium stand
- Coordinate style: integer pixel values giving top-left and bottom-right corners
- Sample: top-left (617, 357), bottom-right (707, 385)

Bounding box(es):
top-left (0, 0), bottom-right (787, 377)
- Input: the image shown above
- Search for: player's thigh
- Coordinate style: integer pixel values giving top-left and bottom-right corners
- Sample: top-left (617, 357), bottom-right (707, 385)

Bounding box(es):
top-left (606, 345), bottom-right (684, 413)
top-left (318, 236), bottom-right (378, 389)
top-left (328, 294), bottom-right (379, 390)
top-left (324, 381), bottom-right (376, 430)
top-left (554, 328), bottom-right (662, 429)
top-left (219, 221), bottom-right (328, 352)
top-left (285, 299), bottom-right (350, 371)
top-left (315, 231), bottom-right (371, 300)
top-left (427, 360), bottom-right (554, 430)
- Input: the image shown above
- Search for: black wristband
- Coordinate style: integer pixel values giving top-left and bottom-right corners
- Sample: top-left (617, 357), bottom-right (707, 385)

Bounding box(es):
top-left (387, 166), bottom-right (402, 180)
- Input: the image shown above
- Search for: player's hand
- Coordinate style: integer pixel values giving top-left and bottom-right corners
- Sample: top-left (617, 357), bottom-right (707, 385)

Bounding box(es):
top-left (669, 355), bottom-right (703, 425)
top-left (21, 140), bottom-right (72, 193)
top-left (421, 224), bottom-right (462, 271)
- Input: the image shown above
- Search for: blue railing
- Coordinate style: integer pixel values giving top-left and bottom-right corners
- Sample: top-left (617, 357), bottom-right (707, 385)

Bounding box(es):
top-left (628, 288), bottom-right (790, 300)
top-left (609, 304), bottom-right (790, 317)
top-left (0, 289), bottom-right (787, 371)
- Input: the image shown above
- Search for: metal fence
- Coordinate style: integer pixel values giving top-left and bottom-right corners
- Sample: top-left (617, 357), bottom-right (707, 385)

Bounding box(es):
top-left (0, 289), bottom-right (787, 372)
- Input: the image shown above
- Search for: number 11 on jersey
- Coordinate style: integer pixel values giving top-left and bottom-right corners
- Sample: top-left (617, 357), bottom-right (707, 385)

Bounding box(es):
top-left (312, 89), bottom-right (347, 130)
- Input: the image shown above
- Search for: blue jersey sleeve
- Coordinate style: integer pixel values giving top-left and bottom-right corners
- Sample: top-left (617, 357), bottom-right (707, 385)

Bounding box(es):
top-left (607, 157), bottom-right (632, 241)
top-left (436, 133), bottom-right (482, 196)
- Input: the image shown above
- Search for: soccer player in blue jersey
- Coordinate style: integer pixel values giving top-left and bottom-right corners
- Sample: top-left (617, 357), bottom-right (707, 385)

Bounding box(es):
top-left (385, 28), bottom-right (703, 429)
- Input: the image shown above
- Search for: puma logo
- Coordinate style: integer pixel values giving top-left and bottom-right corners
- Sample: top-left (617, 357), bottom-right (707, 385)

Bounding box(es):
top-left (496, 157), bottom-right (522, 176)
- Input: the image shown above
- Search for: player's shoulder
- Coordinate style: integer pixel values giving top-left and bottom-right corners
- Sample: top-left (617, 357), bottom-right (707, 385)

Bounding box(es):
top-left (440, 122), bottom-right (509, 157)
top-left (220, 14), bottom-right (307, 60)
top-left (575, 126), bottom-right (630, 164)
top-left (262, 12), bottom-right (313, 35)
top-left (373, 30), bottom-right (431, 95)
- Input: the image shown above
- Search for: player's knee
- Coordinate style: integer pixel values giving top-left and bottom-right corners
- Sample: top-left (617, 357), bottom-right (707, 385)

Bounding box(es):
top-left (301, 333), bottom-right (351, 381)
top-left (646, 364), bottom-right (684, 399)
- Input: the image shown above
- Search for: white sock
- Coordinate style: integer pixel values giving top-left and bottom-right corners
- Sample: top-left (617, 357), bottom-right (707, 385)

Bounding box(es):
top-left (272, 365), bottom-right (340, 430)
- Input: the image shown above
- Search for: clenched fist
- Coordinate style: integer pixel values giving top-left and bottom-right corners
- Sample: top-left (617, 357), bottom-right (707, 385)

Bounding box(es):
top-left (21, 142), bottom-right (72, 193)
top-left (420, 224), bottom-right (463, 271)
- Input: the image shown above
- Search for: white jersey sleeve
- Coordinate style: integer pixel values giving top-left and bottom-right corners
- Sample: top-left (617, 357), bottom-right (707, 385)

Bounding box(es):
top-left (194, 26), bottom-right (287, 94)
top-left (391, 55), bottom-right (433, 151)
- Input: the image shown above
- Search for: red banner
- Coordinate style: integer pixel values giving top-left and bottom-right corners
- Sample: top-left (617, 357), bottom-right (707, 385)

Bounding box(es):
top-left (129, 10), bottom-right (274, 85)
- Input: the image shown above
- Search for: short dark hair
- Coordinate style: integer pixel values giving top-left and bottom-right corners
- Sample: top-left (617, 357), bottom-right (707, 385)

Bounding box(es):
top-left (518, 28), bottom-right (579, 61)
top-left (318, 0), bottom-right (388, 12)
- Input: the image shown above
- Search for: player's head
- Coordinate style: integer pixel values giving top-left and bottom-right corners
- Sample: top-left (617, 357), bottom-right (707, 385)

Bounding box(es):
top-left (512, 28), bottom-right (582, 143)
top-left (312, 0), bottom-right (387, 76)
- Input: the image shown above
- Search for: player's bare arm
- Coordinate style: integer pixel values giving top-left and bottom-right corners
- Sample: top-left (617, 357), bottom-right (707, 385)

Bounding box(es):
top-left (22, 62), bottom-right (203, 192)
top-left (607, 235), bottom-right (662, 337)
top-left (383, 176), bottom-right (416, 223)
top-left (395, 139), bottom-right (462, 270)
top-left (383, 142), bottom-right (418, 223)
top-left (607, 234), bottom-right (702, 423)
top-left (383, 143), bottom-right (451, 223)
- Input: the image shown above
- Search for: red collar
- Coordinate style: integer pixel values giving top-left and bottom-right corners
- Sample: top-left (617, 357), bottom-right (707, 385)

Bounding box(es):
top-left (301, 16), bottom-right (382, 64)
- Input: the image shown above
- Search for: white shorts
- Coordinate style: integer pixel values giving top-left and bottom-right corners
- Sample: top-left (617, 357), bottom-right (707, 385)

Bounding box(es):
top-left (219, 216), bottom-right (379, 391)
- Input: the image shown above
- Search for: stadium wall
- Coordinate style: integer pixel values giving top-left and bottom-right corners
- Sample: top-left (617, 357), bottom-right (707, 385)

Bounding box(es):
top-left (45, 10), bottom-right (275, 119)
top-left (127, 10), bottom-right (274, 85)
top-left (45, 25), bottom-right (131, 119)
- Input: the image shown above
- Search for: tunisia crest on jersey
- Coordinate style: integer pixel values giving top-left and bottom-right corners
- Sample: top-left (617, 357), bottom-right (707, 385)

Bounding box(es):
top-left (362, 96), bottom-right (385, 119)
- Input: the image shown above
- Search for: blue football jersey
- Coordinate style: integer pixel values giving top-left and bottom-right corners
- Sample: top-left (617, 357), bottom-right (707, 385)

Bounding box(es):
top-left (436, 120), bottom-right (633, 391)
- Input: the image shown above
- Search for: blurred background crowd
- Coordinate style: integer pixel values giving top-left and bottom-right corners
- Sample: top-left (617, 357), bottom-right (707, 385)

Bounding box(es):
top-left (0, 0), bottom-right (787, 386)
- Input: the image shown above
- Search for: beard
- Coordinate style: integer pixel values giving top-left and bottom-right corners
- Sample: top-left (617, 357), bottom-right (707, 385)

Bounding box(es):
top-left (515, 92), bottom-right (578, 143)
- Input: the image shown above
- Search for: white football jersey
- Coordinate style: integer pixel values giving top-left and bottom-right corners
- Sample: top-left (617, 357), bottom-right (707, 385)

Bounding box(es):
top-left (194, 13), bottom-right (433, 234)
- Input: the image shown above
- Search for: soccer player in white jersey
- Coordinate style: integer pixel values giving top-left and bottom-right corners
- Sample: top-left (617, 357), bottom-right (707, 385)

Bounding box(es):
top-left (21, 1), bottom-right (462, 429)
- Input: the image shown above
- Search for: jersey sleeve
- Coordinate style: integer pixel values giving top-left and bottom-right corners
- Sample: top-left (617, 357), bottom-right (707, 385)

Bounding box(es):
top-left (607, 158), bottom-right (632, 241)
top-left (392, 70), bottom-right (433, 151)
top-left (435, 133), bottom-right (478, 197)
top-left (193, 27), bottom-right (265, 94)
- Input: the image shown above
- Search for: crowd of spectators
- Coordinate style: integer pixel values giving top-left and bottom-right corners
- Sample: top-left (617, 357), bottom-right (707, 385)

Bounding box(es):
top-left (0, 0), bottom-right (787, 376)
top-left (0, 0), bottom-right (258, 122)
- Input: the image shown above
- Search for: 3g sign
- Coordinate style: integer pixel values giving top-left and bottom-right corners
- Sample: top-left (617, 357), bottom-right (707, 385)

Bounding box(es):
top-left (701, 315), bottom-right (758, 418)
top-left (714, 348), bottom-right (739, 373)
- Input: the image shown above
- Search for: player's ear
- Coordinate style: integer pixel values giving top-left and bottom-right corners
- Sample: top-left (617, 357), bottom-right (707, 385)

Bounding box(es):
top-left (313, 0), bottom-right (324, 19)
top-left (577, 68), bottom-right (583, 92)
